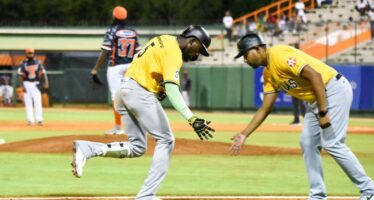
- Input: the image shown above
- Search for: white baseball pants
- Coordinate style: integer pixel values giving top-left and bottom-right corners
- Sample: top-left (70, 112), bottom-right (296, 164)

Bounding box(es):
top-left (300, 75), bottom-right (374, 200)
top-left (107, 64), bottom-right (130, 100)
top-left (23, 81), bottom-right (43, 123)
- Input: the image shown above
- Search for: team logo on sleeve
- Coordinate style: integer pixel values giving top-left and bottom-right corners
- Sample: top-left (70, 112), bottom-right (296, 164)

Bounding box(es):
top-left (287, 57), bottom-right (297, 67)
top-left (174, 70), bottom-right (179, 81)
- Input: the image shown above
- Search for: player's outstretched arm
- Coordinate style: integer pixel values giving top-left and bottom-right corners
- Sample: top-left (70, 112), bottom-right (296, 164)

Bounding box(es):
top-left (165, 82), bottom-right (215, 140)
top-left (230, 92), bottom-right (277, 155)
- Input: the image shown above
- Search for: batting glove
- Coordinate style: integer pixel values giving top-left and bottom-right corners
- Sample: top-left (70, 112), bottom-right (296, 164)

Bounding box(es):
top-left (157, 92), bottom-right (167, 101)
top-left (188, 116), bottom-right (215, 140)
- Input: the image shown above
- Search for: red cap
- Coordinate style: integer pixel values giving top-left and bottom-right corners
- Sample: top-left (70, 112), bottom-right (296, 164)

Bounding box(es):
top-left (113, 6), bottom-right (127, 20)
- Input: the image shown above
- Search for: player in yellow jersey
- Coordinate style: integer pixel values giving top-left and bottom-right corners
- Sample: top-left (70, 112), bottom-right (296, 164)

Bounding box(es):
top-left (230, 33), bottom-right (374, 200)
top-left (71, 25), bottom-right (215, 200)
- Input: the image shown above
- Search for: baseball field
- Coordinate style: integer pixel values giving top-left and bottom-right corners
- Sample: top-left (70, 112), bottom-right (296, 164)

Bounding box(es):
top-left (0, 107), bottom-right (373, 199)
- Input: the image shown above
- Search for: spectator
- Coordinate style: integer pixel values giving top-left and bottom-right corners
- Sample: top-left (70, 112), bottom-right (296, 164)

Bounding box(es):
top-left (0, 76), bottom-right (13, 106)
top-left (223, 10), bottom-right (234, 41)
top-left (257, 14), bottom-right (267, 32)
top-left (182, 70), bottom-right (192, 107)
top-left (265, 14), bottom-right (278, 35)
top-left (317, 0), bottom-right (334, 7)
top-left (235, 18), bottom-right (248, 39)
top-left (289, 12), bottom-right (302, 34)
top-left (369, 6), bottom-right (374, 39)
top-left (316, 0), bottom-right (325, 7)
top-left (248, 18), bottom-right (257, 32)
top-left (278, 13), bottom-right (289, 34)
top-left (341, 16), bottom-right (354, 30)
top-left (295, 0), bottom-right (308, 23)
top-left (355, 0), bottom-right (372, 16)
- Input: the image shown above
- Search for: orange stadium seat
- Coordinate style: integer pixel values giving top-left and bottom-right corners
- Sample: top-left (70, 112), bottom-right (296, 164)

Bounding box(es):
top-left (0, 54), bottom-right (46, 67)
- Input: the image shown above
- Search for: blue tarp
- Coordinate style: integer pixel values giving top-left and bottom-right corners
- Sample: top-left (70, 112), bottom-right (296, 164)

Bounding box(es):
top-left (254, 65), bottom-right (374, 111)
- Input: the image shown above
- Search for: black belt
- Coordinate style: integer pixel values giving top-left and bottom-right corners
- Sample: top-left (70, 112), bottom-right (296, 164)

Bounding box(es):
top-left (336, 73), bottom-right (342, 80)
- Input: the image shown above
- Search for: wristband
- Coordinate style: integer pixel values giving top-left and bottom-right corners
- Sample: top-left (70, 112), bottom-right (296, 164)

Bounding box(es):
top-left (318, 110), bottom-right (328, 117)
top-left (320, 122), bottom-right (331, 129)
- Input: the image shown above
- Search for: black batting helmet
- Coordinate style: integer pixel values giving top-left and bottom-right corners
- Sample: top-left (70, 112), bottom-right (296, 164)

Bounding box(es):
top-left (181, 25), bottom-right (211, 56)
top-left (234, 32), bottom-right (266, 59)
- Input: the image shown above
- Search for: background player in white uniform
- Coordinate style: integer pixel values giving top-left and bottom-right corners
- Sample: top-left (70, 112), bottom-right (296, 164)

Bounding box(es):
top-left (91, 6), bottom-right (141, 135)
top-left (18, 48), bottom-right (49, 126)
top-left (0, 76), bottom-right (14, 106)
top-left (71, 25), bottom-right (215, 200)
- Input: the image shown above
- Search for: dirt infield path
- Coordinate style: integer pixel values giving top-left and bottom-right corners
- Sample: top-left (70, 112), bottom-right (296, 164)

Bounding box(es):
top-left (0, 134), bottom-right (300, 155)
top-left (1, 121), bottom-right (374, 134)
top-left (0, 120), bottom-right (372, 155)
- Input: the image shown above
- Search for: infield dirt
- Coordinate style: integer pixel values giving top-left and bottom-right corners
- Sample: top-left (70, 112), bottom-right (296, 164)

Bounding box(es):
top-left (0, 120), bottom-right (372, 155)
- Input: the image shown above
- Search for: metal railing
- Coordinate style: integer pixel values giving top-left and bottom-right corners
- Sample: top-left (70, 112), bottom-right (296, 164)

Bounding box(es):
top-left (233, 0), bottom-right (315, 24)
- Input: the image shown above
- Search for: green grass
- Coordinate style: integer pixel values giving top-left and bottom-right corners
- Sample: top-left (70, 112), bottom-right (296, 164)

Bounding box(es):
top-left (1, 153), bottom-right (373, 196)
top-left (0, 107), bottom-right (374, 196)
top-left (2, 108), bottom-right (374, 126)
top-left (166, 109), bottom-right (374, 127)
top-left (0, 108), bottom-right (113, 122)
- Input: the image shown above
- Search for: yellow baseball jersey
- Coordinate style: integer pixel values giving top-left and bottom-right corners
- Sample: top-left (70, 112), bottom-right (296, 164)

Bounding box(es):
top-left (125, 35), bottom-right (183, 94)
top-left (263, 45), bottom-right (337, 102)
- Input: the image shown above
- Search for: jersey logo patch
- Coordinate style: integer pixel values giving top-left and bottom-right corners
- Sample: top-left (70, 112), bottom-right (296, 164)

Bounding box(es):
top-left (116, 30), bottom-right (136, 38)
top-left (287, 57), bottom-right (297, 67)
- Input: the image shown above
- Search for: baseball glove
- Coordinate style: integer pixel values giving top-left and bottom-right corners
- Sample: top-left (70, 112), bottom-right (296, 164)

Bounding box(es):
top-left (188, 116), bottom-right (215, 140)
top-left (91, 74), bottom-right (103, 86)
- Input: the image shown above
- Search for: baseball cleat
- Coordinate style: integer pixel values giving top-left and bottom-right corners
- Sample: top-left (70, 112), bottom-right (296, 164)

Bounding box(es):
top-left (71, 141), bottom-right (87, 178)
top-left (360, 194), bottom-right (374, 200)
top-left (37, 121), bottom-right (43, 126)
top-left (104, 127), bottom-right (125, 135)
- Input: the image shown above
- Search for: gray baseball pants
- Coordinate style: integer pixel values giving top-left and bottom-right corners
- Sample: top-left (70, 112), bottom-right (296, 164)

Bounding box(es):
top-left (300, 75), bottom-right (374, 200)
top-left (77, 77), bottom-right (175, 200)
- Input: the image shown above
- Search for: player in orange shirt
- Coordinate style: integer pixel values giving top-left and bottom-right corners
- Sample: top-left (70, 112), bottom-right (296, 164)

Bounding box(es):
top-left (230, 33), bottom-right (374, 200)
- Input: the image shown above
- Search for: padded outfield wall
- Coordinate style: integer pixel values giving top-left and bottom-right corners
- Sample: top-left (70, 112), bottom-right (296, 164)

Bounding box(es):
top-left (46, 63), bottom-right (374, 111)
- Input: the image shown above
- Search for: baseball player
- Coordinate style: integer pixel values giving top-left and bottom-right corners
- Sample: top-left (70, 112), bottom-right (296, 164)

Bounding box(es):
top-left (18, 48), bottom-right (49, 126)
top-left (0, 76), bottom-right (13, 106)
top-left (72, 25), bottom-right (215, 200)
top-left (91, 6), bottom-right (141, 135)
top-left (230, 33), bottom-right (374, 200)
